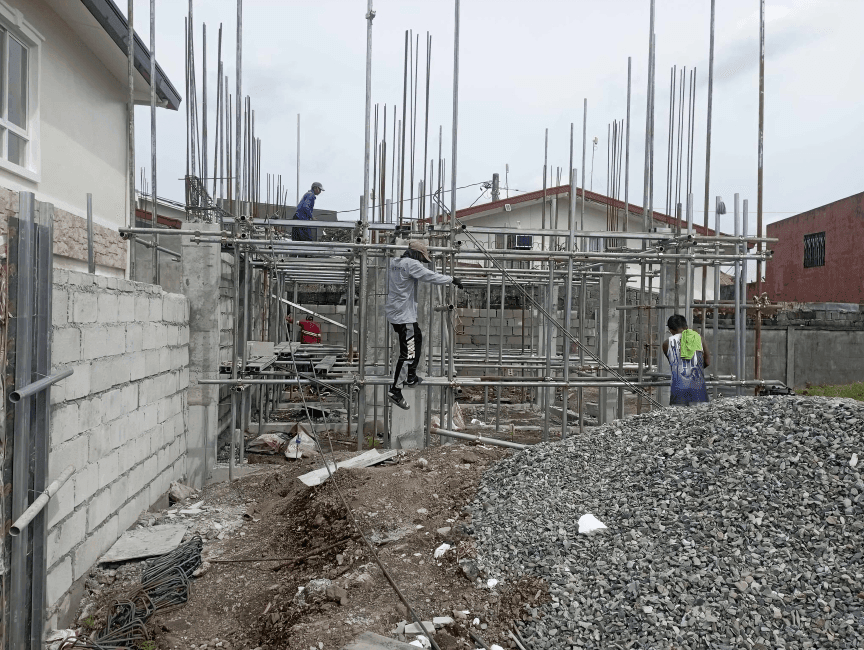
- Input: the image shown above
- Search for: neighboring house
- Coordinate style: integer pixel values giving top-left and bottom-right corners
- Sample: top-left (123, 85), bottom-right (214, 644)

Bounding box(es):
top-left (0, 0), bottom-right (180, 275)
top-left (452, 184), bottom-right (722, 299)
top-left (766, 191), bottom-right (864, 304)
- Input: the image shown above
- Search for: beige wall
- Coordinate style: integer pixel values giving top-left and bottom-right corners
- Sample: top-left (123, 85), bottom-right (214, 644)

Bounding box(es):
top-left (2, 0), bottom-right (130, 237)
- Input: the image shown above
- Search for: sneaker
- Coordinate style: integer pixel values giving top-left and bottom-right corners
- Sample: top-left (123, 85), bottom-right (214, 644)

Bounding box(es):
top-left (404, 374), bottom-right (424, 387)
top-left (388, 388), bottom-right (409, 410)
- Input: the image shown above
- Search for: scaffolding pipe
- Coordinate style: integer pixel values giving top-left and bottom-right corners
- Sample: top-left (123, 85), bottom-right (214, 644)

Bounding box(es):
top-left (9, 465), bottom-right (75, 537)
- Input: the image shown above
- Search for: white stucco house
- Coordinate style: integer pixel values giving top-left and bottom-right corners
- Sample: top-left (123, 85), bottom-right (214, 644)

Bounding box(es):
top-left (452, 183), bottom-right (721, 299)
top-left (0, 0), bottom-right (180, 275)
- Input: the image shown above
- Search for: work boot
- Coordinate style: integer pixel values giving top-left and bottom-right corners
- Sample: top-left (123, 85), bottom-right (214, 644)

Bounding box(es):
top-left (388, 388), bottom-right (409, 410)
top-left (404, 374), bottom-right (424, 387)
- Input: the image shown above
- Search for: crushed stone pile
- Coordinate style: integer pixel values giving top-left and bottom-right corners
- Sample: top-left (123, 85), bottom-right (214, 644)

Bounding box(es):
top-left (470, 396), bottom-right (864, 650)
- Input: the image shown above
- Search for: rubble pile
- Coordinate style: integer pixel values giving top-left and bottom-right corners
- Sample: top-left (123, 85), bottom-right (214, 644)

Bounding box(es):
top-left (471, 396), bottom-right (864, 649)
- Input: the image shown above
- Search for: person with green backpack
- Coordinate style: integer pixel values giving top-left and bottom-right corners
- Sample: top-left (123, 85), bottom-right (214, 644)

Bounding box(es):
top-left (662, 314), bottom-right (711, 406)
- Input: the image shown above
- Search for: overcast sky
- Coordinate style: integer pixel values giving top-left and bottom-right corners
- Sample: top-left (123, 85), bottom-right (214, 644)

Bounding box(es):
top-left (130, 0), bottom-right (864, 237)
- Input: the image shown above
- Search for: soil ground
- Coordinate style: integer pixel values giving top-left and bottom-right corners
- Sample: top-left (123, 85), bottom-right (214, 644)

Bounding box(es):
top-left (78, 443), bottom-right (550, 650)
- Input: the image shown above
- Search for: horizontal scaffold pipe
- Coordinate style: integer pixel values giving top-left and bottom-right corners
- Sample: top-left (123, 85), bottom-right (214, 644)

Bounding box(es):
top-left (431, 428), bottom-right (529, 450)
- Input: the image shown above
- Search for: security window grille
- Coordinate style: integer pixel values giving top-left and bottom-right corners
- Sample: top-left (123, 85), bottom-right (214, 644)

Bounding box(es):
top-left (0, 27), bottom-right (29, 168)
top-left (803, 232), bottom-right (825, 268)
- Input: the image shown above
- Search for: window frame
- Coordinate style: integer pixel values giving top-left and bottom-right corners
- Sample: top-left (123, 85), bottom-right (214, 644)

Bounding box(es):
top-left (0, 2), bottom-right (42, 183)
top-left (803, 231), bottom-right (825, 269)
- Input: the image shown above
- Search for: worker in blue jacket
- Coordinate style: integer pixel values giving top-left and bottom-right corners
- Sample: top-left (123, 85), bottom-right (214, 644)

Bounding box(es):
top-left (293, 182), bottom-right (324, 241)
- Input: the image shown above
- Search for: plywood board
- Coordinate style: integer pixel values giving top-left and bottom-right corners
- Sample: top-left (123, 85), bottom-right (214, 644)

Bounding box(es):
top-left (100, 524), bottom-right (187, 563)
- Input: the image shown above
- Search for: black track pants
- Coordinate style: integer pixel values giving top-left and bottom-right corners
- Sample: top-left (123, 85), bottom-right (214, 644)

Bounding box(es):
top-left (391, 322), bottom-right (422, 388)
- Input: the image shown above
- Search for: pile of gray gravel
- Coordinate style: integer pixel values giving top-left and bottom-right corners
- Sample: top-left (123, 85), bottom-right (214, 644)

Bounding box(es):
top-left (471, 396), bottom-right (864, 650)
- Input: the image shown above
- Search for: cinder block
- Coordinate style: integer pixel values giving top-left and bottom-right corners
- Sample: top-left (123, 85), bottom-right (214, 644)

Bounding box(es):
top-left (117, 294), bottom-right (134, 322)
top-left (166, 324), bottom-right (179, 346)
top-left (90, 357), bottom-right (130, 394)
top-left (118, 489), bottom-right (149, 534)
top-left (73, 462), bottom-right (99, 506)
top-left (143, 323), bottom-right (167, 350)
top-left (149, 296), bottom-right (163, 321)
top-left (53, 328), bottom-right (81, 364)
top-left (110, 475), bottom-right (129, 512)
top-left (144, 349), bottom-right (160, 377)
top-left (47, 557), bottom-right (73, 608)
top-left (86, 488), bottom-right (113, 533)
top-left (158, 347), bottom-right (171, 373)
top-left (71, 292), bottom-right (98, 323)
top-left (48, 507), bottom-right (86, 567)
top-left (75, 515), bottom-right (118, 579)
top-left (83, 325), bottom-right (125, 360)
top-left (46, 478), bottom-right (75, 529)
top-left (48, 434), bottom-right (88, 483)
top-left (77, 396), bottom-right (103, 432)
top-left (97, 293), bottom-right (119, 323)
top-left (52, 288), bottom-right (69, 328)
top-left (179, 327), bottom-right (190, 345)
top-left (125, 323), bottom-right (143, 352)
top-left (134, 295), bottom-right (149, 322)
top-left (88, 423), bottom-right (118, 463)
top-left (62, 362), bottom-right (91, 401)
top-left (97, 450), bottom-right (120, 487)
top-left (128, 352), bottom-right (146, 382)
top-left (50, 402), bottom-right (80, 446)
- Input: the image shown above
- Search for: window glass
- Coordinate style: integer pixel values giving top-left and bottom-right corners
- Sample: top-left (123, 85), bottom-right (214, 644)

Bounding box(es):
top-left (8, 131), bottom-right (24, 166)
top-left (8, 35), bottom-right (26, 130)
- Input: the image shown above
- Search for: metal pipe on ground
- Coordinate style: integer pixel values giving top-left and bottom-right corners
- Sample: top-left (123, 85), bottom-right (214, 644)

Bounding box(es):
top-left (432, 428), bottom-right (528, 450)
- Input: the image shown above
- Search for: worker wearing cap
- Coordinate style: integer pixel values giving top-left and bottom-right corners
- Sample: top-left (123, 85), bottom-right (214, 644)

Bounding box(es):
top-left (384, 240), bottom-right (463, 410)
top-left (292, 182), bottom-right (324, 241)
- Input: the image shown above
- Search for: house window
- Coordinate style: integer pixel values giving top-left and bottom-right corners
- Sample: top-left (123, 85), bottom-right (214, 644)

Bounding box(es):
top-left (803, 232), bottom-right (825, 268)
top-left (506, 234), bottom-right (532, 250)
top-left (0, 28), bottom-right (28, 167)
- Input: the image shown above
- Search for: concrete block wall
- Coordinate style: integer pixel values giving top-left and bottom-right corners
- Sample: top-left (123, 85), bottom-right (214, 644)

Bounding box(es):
top-left (45, 270), bottom-right (190, 626)
top-left (217, 254), bottom-right (235, 440)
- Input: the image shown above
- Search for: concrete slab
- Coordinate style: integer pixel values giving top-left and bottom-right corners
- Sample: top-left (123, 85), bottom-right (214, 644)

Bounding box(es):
top-left (392, 389), bottom-right (427, 449)
top-left (100, 524), bottom-right (187, 563)
top-left (298, 449), bottom-right (397, 487)
top-left (340, 632), bottom-right (417, 650)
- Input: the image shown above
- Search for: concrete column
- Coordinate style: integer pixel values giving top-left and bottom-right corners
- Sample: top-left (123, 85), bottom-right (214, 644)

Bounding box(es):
top-left (599, 263), bottom-right (623, 423)
top-left (180, 221), bottom-right (221, 488)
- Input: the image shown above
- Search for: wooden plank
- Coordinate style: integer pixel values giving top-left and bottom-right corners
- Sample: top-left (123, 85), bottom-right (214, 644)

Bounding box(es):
top-left (100, 524), bottom-right (187, 563)
top-left (298, 449), bottom-right (398, 487)
top-left (314, 355), bottom-right (337, 373)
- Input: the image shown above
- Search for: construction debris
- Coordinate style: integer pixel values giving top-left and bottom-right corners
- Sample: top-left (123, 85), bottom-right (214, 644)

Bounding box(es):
top-left (100, 524), bottom-right (188, 564)
top-left (472, 396), bottom-right (864, 648)
top-left (298, 449), bottom-right (399, 487)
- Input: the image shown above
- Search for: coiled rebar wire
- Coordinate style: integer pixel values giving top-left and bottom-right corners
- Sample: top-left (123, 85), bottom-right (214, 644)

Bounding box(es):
top-left (61, 535), bottom-right (204, 649)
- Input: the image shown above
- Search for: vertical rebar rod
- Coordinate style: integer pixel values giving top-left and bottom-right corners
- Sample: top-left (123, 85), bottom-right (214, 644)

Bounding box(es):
top-left (150, 0), bottom-right (158, 285)
top-left (202, 23), bottom-right (207, 195)
top-left (399, 31), bottom-right (408, 224)
top-left (542, 128), bottom-right (547, 250)
top-left (422, 34), bottom-right (431, 222)
top-left (361, 0), bottom-right (374, 227)
top-left (235, 0), bottom-right (242, 217)
top-left (562, 128), bottom-right (575, 439)
top-left (579, 98), bottom-right (587, 432)
top-left (127, 0), bottom-right (135, 278)
top-left (665, 66), bottom-right (675, 218)
top-left (447, 0), bottom-right (460, 431)
top-left (702, 0), bottom-right (716, 337)
top-left (741, 199), bottom-right (749, 389)
top-left (495, 271), bottom-right (504, 433)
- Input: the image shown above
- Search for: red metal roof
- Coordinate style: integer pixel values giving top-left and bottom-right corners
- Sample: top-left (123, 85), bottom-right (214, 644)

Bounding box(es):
top-left (450, 184), bottom-right (719, 237)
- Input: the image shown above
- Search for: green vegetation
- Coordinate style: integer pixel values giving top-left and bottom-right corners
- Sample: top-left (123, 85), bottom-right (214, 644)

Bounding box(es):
top-left (83, 616), bottom-right (96, 629)
top-left (801, 382), bottom-right (864, 402)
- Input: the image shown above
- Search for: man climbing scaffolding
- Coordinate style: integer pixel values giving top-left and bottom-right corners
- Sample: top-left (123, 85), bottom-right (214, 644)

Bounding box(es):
top-left (384, 240), bottom-right (463, 410)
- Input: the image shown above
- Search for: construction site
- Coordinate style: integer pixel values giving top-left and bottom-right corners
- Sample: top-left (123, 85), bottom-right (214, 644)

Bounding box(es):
top-left (1, 1), bottom-right (863, 649)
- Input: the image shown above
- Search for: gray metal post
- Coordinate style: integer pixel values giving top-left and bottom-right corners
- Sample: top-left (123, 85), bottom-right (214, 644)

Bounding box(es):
top-left (30, 200), bottom-right (54, 649)
top-left (733, 193), bottom-right (741, 395)
top-left (542, 261), bottom-right (553, 441)
top-left (741, 198), bottom-right (749, 387)
top-left (150, 0), bottom-right (158, 286)
top-left (712, 196), bottom-right (721, 398)
top-left (447, 0), bottom-right (461, 432)
top-left (483, 272), bottom-right (491, 422)
top-left (9, 192), bottom-right (35, 650)
top-left (235, 0), bottom-right (242, 217)
top-left (702, 0), bottom-right (716, 337)
top-left (562, 166), bottom-right (576, 438)
top-left (357, 249), bottom-right (369, 450)
top-left (87, 193), bottom-right (95, 274)
top-left (127, 0), bottom-right (135, 280)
